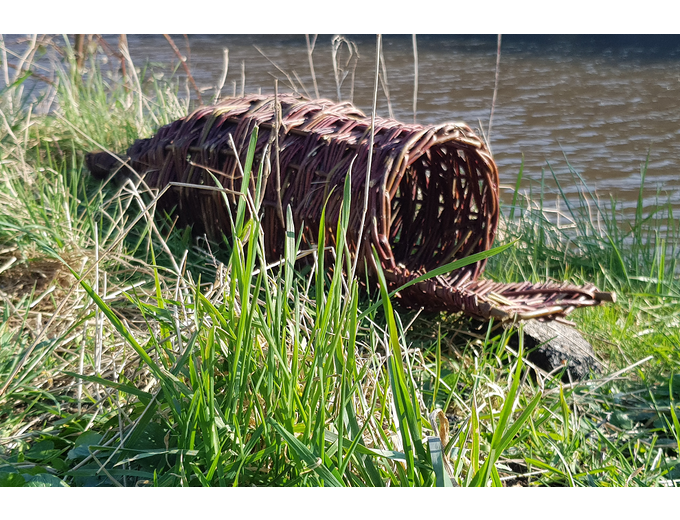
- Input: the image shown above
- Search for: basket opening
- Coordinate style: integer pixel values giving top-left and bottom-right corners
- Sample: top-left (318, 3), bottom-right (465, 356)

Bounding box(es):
top-left (388, 143), bottom-right (486, 276)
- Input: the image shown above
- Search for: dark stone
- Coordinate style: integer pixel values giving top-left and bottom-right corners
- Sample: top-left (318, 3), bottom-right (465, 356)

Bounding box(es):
top-left (506, 320), bottom-right (602, 382)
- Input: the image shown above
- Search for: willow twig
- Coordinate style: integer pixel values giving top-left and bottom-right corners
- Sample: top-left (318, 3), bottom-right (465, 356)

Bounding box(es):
top-left (488, 34), bottom-right (502, 147)
top-left (163, 34), bottom-right (203, 105)
top-left (412, 34), bottom-right (418, 124)
top-left (305, 34), bottom-right (320, 99)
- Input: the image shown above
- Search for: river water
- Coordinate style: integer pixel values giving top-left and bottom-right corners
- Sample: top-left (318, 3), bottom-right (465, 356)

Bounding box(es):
top-left (8, 34), bottom-right (680, 213)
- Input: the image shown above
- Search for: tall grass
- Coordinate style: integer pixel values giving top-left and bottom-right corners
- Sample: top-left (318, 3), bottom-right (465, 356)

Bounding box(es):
top-left (487, 157), bottom-right (680, 375)
top-left (0, 36), bottom-right (678, 487)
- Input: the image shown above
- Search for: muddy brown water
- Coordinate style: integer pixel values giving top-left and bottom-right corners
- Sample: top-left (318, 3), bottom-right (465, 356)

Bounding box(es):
top-left (8, 34), bottom-right (680, 214)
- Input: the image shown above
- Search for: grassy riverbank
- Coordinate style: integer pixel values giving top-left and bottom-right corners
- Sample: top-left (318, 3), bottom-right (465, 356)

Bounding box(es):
top-left (0, 38), bottom-right (679, 487)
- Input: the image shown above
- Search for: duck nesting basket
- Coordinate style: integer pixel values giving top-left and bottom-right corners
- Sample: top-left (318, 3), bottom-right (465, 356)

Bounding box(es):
top-left (87, 94), bottom-right (614, 322)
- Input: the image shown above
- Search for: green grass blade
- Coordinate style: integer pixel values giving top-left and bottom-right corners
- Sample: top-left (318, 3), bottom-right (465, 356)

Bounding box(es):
top-left (509, 154), bottom-right (524, 221)
top-left (62, 371), bottom-right (153, 403)
top-left (268, 419), bottom-right (343, 487)
top-left (428, 437), bottom-right (454, 487)
top-left (360, 240), bottom-right (517, 319)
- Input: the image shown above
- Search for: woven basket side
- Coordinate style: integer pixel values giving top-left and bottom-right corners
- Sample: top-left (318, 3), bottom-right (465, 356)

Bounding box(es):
top-left (120, 95), bottom-right (499, 286)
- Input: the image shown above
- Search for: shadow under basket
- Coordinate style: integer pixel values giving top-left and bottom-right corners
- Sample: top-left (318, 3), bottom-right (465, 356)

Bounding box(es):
top-left (86, 94), bottom-right (615, 323)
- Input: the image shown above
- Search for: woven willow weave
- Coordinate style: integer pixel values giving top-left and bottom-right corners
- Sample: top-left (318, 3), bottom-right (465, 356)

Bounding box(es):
top-left (87, 94), bottom-right (614, 321)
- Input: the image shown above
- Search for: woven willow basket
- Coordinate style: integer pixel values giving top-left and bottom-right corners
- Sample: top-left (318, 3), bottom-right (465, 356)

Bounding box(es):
top-left (87, 94), bottom-right (614, 321)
